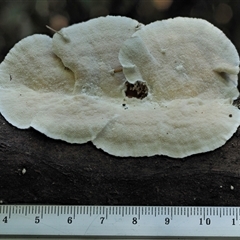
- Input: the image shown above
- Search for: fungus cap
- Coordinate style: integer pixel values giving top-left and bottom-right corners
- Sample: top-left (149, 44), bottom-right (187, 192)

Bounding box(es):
top-left (0, 16), bottom-right (239, 158)
top-left (92, 98), bottom-right (240, 158)
top-left (114, 17), bottom-right (240, 157)
top-left (119, 17), bottom-right (240, 102)
top-left (0, 16), bottom-right (144, 144)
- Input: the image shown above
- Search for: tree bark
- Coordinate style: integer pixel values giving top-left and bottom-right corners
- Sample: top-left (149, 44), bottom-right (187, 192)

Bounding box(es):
top-left (0, 113), bottom-right (240, 206)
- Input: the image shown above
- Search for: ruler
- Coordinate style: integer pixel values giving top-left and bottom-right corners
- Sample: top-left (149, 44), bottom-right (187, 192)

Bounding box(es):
top-left (0, 205), bottom-right (240, 238)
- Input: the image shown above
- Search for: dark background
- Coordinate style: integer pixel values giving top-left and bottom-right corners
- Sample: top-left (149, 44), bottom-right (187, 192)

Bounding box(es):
top-left (1, 0), bottom-right (240, 62)
top-left (1, 0), bottom-right (240, 206)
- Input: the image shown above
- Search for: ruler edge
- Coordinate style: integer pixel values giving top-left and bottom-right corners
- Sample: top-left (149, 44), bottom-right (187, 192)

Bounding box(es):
top-left (1, 205), bottom-right (240, 238)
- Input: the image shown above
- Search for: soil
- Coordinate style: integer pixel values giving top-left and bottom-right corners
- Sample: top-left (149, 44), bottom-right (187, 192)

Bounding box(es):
top-left (0, 113), bottom-right (240, 206)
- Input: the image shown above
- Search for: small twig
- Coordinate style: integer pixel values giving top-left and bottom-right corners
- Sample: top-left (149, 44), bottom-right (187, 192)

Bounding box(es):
top-left (46, 25), bottom-right (58, 33)
top-left (46, 25), bottom-right (69, 41)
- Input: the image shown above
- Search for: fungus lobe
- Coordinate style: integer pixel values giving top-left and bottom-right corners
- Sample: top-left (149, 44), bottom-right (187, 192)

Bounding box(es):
top-left (0, 16), bottom-right (239, 158)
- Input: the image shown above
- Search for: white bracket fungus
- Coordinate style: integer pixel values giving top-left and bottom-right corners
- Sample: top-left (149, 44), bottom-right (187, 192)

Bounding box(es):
top-left (0, 16), bottom-right (240, 158)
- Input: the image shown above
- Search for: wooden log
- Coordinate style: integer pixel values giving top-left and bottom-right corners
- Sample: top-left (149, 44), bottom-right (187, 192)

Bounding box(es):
top-left (0, 113), bottom-right (240, 206)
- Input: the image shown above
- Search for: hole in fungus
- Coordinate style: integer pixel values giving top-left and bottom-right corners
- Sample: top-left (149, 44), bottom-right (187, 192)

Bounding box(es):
top-left (229, 114), bottom-right (232, 117)
top-left (124, 81), bottom-right (148, 100)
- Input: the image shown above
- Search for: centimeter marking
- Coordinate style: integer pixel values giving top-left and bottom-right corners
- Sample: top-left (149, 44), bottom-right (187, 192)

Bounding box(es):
top-left (0, 205), bottom-right (240, 238)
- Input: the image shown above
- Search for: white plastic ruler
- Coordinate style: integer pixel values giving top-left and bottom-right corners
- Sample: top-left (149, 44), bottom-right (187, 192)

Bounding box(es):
top-left (0, 205), bottom-right (240, 239)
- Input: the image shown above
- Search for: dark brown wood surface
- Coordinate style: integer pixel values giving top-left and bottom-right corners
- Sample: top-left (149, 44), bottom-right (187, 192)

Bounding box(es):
top-left (0, 112), bottom-right (240, 206)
